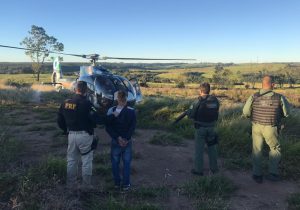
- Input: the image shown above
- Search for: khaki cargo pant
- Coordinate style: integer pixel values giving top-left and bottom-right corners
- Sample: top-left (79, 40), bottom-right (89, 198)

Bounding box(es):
top-left (67, 131), bottom-right (93, 187)
top-left (252, 123), bottom-right (281, 176)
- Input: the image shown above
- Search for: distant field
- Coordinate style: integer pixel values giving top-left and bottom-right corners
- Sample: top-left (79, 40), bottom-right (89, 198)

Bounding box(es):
top-left (141, 87), bottom-right (300, 107)
top-left (152, 63), bottom-right (288, 80)
top-left (0, 73), bottom-right (75, 84)
top-left (0, 73), bottom-right (52, 83)
top-left (225, 63), bottom-right (286, 73)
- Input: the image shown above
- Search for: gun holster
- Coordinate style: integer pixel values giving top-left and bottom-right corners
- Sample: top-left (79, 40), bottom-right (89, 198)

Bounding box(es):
top-left (91, 135), bottom-right (99, 150)
top-left (81, 135), bottom-right (99, 156)
top-left (206, 134), bottom-right (218, 147)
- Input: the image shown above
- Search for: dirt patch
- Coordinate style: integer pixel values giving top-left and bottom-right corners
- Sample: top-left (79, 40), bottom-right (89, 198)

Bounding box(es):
top-left (94, 129), bottom-right (299, 209)
top-left (226, 170), bottom-right (298, 210)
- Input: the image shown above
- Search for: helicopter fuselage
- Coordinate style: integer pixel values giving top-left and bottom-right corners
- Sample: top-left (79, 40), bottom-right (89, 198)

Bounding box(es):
top-left (77, 66), bottom-right (141, 115)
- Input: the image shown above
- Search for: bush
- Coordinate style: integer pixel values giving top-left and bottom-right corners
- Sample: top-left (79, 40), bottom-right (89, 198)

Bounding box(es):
top-left (40, 90), bottom-right (74, 103)
top-left (176, 81), bottom-right (185, 88)
top-left (153, 107), bottom-right (173, 121)
top-left (288, 193), bottom-right (300, 210)
top-left (0, 173), bottom-right (19, 202)
top-left (4, 79), bottom-right (32, 88)
top-left (0, 88), bottom-right (35, 105)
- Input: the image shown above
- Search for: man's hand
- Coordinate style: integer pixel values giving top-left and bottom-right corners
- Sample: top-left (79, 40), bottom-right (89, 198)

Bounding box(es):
top-left (118, 136), bottom-right (128, 147)
top-left (113, 111), bottom-right (119, 117)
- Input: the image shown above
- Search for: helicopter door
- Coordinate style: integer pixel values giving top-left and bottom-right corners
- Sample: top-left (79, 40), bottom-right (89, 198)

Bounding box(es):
top-left (87, 81), bottom-right (99, 108)
top-left (129, 78), bottom-right (143, 103)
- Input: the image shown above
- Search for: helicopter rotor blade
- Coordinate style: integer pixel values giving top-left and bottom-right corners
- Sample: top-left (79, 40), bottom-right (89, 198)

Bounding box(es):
top-left (0, 44), bottom-right (196, 61)
top-left (102, 56), bottom-right (196, 61)
top-left (0, 44), bottom-right (86, 58)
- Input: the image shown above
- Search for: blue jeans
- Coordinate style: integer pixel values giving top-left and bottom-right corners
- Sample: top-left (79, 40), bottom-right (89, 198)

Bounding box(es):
top-left (111, 140), bottom-right (132, 186)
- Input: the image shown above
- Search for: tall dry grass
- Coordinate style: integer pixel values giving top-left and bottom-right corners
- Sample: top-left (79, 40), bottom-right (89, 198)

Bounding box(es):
top-left (141, 87), bottom-right (300, 107)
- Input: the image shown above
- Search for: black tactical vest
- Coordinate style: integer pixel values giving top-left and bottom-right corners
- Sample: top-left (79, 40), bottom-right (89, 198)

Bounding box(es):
top-left (194, 95), bottom-right (219, 123)
top-left (63, 98), bottom-right (79, 129)
top-left (62, 95), bottom-right (95, 134)
top-left (251, 92), bottom-right (283, 126)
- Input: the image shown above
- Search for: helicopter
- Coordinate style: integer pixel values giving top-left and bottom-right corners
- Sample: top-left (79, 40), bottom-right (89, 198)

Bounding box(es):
top-left (50, 55), bottom-right (144, 115)
top-left (0, 44), bottom-right (195, 115)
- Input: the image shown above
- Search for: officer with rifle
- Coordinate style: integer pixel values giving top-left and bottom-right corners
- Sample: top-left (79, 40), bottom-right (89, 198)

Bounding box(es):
top-left (174, 82), bottom-right (219, 175)
top-left (243, 75), bottom-right (290, 183)
top-left (57, 81), bottom-right (104, 190)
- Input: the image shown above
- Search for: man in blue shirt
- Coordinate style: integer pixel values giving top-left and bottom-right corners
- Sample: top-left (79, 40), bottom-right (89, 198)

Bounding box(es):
top-left (106, 90), bottom-right (136, 191)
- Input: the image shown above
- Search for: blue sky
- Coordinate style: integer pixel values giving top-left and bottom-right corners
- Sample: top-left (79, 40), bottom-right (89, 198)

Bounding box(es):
top-left (0, 0), bottom-right (300, 63)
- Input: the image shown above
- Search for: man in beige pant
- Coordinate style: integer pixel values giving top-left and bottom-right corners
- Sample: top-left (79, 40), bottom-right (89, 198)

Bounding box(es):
top-left (57, 81), bottom-right (103, 189)
top-left (243, 76), bottom-right (290, 183)
top-left (67, 131), bottom-right (93, 186)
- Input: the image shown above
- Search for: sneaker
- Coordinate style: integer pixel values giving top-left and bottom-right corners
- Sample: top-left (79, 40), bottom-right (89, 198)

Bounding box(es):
top-left (252, 175), bottom-right (263, 184)
top-left (266, 173), bottom-right (281, 182)
top-left (122, 184), bottom-right (131, 192)
top-left (191, 169), bottom-right (204, 176)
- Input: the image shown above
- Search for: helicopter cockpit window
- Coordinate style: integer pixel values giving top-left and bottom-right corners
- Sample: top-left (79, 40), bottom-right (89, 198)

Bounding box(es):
top-left (95, 76), bottom-right (116, 97)
top-left (112, 78), bottom-right (127, 92)
top-left (87, 83), bottom-right (95, 91)
top-left (120, 78), bottom-right (135, 94)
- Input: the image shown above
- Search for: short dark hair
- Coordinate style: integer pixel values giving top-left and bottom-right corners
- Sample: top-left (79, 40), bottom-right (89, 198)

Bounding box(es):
top-left (200, 82), bottom-right (210, 94)
top-left (117, 90), bottom-right (127, 102)
top-left (76, 81), bottom-right (87, 94)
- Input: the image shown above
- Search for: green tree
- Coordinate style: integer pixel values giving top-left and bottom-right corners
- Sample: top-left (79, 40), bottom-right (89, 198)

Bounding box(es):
top-left (21, 25), bottom-right (64, 81)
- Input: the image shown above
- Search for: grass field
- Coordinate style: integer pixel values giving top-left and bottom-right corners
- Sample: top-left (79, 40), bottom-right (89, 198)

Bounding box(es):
top-left (0, 71), bottom-right (299, 209)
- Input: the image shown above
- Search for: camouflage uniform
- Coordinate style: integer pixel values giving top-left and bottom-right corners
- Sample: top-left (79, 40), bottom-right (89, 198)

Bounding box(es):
top-left (243, 89), bottom-right (290, 177)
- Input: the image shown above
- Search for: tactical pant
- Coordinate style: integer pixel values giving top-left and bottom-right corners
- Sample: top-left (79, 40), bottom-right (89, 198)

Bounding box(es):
top-left (194, 127), bottom-right (218, 173)
top-left (252, 123), bottom-right (281, 176)
top-left (67, 131), bottom-right (93, 187)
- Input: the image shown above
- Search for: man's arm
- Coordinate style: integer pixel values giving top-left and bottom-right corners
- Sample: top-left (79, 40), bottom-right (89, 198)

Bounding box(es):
top-left (281, 96), bottom-right (290, 117)
top-left (105, 107), bottom-right (120, 140)
top-left (122, 109), bottom-right (136, 141)
top-left (187, 100), bottom-right (199, 119)
top-left (105, 107), bottom-right (116, 125)
top-left (105, 126), bottom-right (120, 139)
top-left (89, 105), bottom-right (105, 125)
top-left (57, 104), bottom-right (67, 133)
top-left (243, 95), bottom-right (254, 118)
